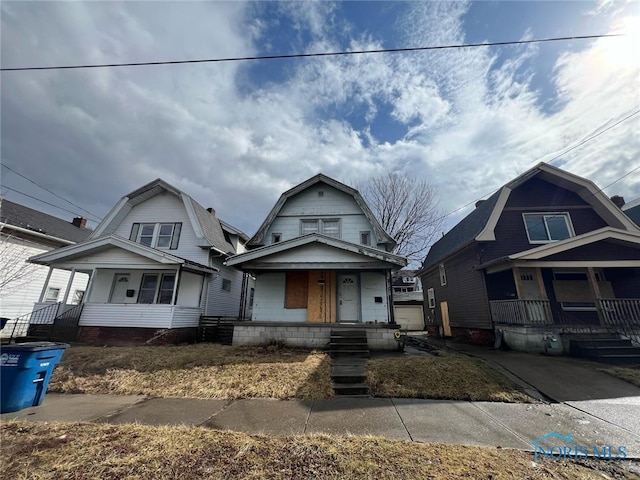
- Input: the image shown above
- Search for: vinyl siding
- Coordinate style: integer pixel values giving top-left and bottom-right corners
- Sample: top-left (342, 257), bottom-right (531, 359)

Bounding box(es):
top-left (251, 272), bottom-right (307, 322)
top-left (176, 271), bottom-right (203, 307)
top-left (359, 272), bottom-right (389, 322)
top-left (0, 238), bottom-right (88, 319)
top-left (265, 184), bottom-right (378, 246)
top-left (420, 245), bottom-right (492, 329)
top-left (204, 258), bottom-right (246, 317)
top-left (111, 193), bottom-right (208, 264)
top-left (79, 304), bottom-right (174, 328)
top-left (259, 243), bottom-right (382, 264)
top-left (170, 307), bottom-right (202, 327)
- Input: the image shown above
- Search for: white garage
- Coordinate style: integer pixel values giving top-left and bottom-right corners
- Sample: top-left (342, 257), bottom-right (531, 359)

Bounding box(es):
top-left (394, 305), bottom-right (424, 331)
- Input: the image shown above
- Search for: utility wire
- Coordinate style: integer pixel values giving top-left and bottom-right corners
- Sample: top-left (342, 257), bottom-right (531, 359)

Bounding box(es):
top-left (1, 164), bottom-right (102, 221)
top-left (0, 185), bottom-right (100, 224)
top-left (1, 33), bottom-right (624, 72)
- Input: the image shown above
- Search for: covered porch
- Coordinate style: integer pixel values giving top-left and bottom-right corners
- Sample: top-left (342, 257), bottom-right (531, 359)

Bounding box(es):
top-left (25, 236), bottom-right (217, 339)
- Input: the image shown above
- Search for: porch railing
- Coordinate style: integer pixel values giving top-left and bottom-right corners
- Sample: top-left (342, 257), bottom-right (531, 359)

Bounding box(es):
top-left (599, 298), bottom-right (640, 345)
top-left (489, 299), bottom-right (553, 326)
top-left (0, 303), bottom-right (60, 342)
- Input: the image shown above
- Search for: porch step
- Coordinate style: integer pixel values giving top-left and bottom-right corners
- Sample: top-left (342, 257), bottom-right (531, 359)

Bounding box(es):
top-left (569, 336), bottom-right (640, 364)
top-left (330, 329), bottom-right (369, 396)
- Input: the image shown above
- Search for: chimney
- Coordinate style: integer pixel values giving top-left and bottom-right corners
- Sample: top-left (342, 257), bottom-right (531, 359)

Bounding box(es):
top-left (475, 200), bottom-right (486, 208)
top-left (206, 208), bottom-right (216, 216)
top-left (72, 217), bottom-right (87, 229)
top-left (610, 195), bottom-right (625, 208)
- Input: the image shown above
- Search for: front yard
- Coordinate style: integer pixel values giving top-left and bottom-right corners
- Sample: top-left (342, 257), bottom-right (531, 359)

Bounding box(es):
top-left (49, 344), bottom-right (530, 402)
top-left (3, 421), bottom-right (637, 480)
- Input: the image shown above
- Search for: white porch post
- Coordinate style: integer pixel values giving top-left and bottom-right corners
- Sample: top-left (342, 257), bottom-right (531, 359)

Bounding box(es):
top-left (39, 267), bottom-right (54, 302)
top-left (83, 268), bottom-right (98, 304)
top-left (171, 267), bottom-right (181, 305)
top-left (62, 268), bottom-right (76, 305)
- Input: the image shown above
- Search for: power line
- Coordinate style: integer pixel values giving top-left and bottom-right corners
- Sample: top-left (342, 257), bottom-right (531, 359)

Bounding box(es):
top-left (1, 164), bottom-right (102, 221)
top-left (1, 33), bottom-right (623, 72)
top-left (0, 185), bottom-right (100, 223)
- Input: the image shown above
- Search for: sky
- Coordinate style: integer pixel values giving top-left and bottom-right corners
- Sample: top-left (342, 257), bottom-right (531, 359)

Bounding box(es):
top-left (1, 0), bottom-right (639, 244)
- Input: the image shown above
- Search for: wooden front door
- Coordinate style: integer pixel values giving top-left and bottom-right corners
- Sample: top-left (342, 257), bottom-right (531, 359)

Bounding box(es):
top-left (338, 274), bottom-right (359, 322)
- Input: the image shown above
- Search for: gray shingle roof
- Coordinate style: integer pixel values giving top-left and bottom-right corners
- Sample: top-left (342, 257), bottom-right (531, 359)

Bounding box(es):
top-left (190, 198), bottom-right (235, 254)
top-left (0, 199), bottom-right (92, 243)
top-left (422, 190), bottom-right (501, 270)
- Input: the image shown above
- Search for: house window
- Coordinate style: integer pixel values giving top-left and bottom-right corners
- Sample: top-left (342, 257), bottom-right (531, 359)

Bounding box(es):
top-left (285, 271), bottom-right (308, 309)
top-left (138, 273), bottom-right (176, 304)
top-left (221, 279), bottom-right (232, 292)
top-left (130, 223), bottom-right (182, 249)
top-left (272, 233), bottom-right (282, 243)
top-left (45, 287), bottom-right (60, 302)
top-left (439, 264), bottom-right (447, 286)
top-left (523, 213), bottom-right (573, 243)
top-left (360, 231), bottom-right (371, 246)
top-left (551, 270), bottom-right (608, 311)
top-left (72, 290), bottom-right (85, 304)
top-left (427, 288), bottom-right (436, 309)
top-left (300, 219), bottom-right (341, 238)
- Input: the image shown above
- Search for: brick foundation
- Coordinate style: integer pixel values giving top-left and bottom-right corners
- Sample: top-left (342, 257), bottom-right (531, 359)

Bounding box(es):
top-left (78, 327), bottom-right (198, 346)
top-left (425, 325), bottom-right (494, 346)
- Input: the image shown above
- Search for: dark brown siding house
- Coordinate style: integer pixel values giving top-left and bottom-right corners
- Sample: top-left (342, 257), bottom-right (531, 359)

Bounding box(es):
top-left (418, 163), bottom-right (640, 360)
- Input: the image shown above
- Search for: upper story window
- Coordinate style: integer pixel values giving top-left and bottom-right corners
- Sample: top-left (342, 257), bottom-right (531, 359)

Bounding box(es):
top-left (439, 264), bottom-right (447, 286)
top-left (130, 223), bottom-right (182, 249)
top-left (300, 219), bottom-right (341, 238)
top-left (272, 233), bottom-right (282, 243)
top-left (523, 213), bottom-right (574, 244)
top-left (360, 231), bottom-right (371, 246)
top-left (45, 287), bottom-right (60, 302)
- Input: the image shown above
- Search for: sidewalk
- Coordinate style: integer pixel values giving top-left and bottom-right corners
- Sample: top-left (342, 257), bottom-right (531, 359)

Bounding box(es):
top-left (2, 392), bottom-right (640, 457)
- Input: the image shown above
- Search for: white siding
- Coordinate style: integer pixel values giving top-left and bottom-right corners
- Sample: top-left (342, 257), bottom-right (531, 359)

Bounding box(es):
top-left (0, 238), bottom-right (88, 319)
top-left (170, 307), bottom-right (202, 327)
top-left (252, 273), bottom-right (307, 322)
top-left (265, 184), bottom-right (378, 246)
top-left (177, 271), bottom-right (203, 307)
top-left (58, 247), bottom-right (167, 269)
top-left (79, 304), bottom-right (173, 328)
top-left (360, 272), bottom-right (389, 322)
top-left (204, 259), bottom-right (245, 317)
top-left (111, 193), bottom-right (208, 264)
top-left (262, 243), bottom-right (379, 264)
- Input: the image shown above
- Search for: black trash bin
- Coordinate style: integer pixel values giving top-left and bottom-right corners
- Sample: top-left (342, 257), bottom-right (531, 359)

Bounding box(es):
top-left (1, 342), bottom-right (69, 413)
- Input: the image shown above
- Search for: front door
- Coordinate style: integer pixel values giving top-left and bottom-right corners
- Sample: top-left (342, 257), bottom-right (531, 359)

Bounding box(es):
top-left (338, 274), bottom-right (359, 322)
top-left (519, 268), bottom-right (546, 322)
top-left (110, 274), bottom-right (130, 303)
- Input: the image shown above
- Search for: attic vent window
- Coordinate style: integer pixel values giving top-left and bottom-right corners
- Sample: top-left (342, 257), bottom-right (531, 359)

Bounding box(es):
top-left (318, 191), bottom-right (324, 197)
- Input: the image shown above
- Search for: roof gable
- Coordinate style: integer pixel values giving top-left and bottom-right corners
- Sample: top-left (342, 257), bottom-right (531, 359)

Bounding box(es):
top-left (422, 163), bottom-right (639, 271)
top-left (90, 179), bottom-right (236, 254)
top-left (247, 173), bottom-right (396, 248)
top-left (0, 199), bottom-right (92, 244)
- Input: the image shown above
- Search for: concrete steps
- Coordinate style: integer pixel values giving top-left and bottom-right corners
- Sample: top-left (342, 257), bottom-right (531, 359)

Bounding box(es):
top-left (569, 335), bottom-right (640, 364)
top-left (330, 329), bottom-right (369, 396)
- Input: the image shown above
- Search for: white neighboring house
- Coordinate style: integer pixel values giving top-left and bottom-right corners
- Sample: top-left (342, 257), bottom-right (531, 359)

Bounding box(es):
top-left (226, 174), bottom-right (407, 349)
top-left (391, 270), bottom-right (425, 331)
top-left (27, 179), bottom-right (251, 345)
top-left (0, 200), bottom-right (91, 338)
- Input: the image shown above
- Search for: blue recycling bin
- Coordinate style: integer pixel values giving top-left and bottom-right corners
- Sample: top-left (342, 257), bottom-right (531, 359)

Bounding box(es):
top-left (1, 342), bottom-right (69, 413)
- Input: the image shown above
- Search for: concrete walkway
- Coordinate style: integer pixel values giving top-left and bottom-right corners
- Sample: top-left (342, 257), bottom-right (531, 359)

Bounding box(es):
top-left (3, 392), bottom-right (640, 457)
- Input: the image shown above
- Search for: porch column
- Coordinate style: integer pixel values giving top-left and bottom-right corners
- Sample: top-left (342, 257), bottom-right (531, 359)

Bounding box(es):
top-left (512, 267), bottom-right (524, 299)
top-left (586, 267), bottom-right (605, 325)
top-left (83, 268), bottom-right (98, 304)
top-left (171, 267), bottom-right (181, 305)
top-left (62, 268), bottom-right (76, 305)
top-left (38, 267), bottom-right (54, 302)
top-left (534, 268), bottom-right (548, 300)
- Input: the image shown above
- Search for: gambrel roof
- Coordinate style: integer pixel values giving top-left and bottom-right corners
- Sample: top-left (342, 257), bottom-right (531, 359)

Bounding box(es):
top-left (421, 162), bottom-right (639, 271)
top-left (247, 173), bottom-right (397, 249)
top-left (89, 179), bottom-right (239, 255)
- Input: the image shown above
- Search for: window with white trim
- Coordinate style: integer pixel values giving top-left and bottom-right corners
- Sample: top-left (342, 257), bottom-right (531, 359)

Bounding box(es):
top-left (45, 287), bottom-right (60, 302)
top-left (130, 223), bottom-right (182, 249)
top-left (523, 213), bottom-right (573, 243)
top-left (427, 288), bottom-right (436, 308)
top-left (439, 264), bottom-right (447, 286)
top-left (72, 290), bottom-right (85, 304)
top-left (300, 219), bottom-right (341, 238)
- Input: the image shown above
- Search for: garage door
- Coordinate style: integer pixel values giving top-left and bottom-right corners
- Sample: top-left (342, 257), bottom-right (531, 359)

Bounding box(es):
top-left (394, 305), bottom-right (424, 330)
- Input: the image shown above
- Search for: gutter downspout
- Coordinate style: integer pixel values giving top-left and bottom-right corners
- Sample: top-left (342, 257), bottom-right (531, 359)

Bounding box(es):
top-left (388, 270), bottom-right (396, 325)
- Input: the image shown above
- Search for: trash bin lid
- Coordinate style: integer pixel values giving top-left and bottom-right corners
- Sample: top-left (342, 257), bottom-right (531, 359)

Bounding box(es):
top-left (1, 342), bottom-right (70, 352)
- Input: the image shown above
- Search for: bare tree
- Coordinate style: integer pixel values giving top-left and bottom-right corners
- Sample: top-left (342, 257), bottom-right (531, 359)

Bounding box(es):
top-left (0, 226), bottom-right (42, 299)
top-left (357, 171), bottom-right (443, 265)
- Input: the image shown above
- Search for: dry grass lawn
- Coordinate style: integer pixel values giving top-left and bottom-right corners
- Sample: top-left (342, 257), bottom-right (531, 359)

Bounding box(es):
top-left (599, 365), bottom-right (640, 388)
top-left (3, 422), bottom-right (638, 480)
top-left (368, 351), bottom-right (533, 402)
top-left (49, 344), bottom-right (333, 400)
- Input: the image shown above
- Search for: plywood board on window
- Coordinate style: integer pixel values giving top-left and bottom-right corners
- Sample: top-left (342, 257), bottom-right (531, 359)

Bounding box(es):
top-left (552, 280), bottom-right (614, 302)
top-left (307, 270), bottom-right (336, 323)
top-left (285, 271), bottom-right (308, 309)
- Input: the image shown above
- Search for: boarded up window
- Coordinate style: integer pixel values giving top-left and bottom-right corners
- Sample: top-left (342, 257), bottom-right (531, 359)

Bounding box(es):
top-left (286, 272), bottom-right (309, 309)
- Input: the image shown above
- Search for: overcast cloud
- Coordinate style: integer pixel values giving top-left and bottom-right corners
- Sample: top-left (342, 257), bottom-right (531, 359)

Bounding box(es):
top-left (1, 1), bottom-right (639, 238)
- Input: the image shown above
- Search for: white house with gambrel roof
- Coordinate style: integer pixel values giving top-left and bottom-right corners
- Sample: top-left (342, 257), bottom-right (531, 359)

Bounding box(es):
top-left (28, 179), bottom-right (251, 345)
